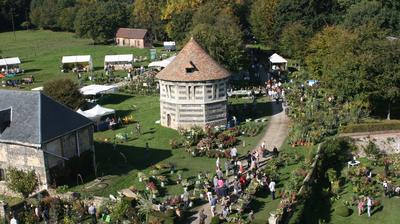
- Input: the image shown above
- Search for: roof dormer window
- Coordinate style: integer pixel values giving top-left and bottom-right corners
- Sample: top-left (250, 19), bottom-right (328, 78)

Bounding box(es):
top-left (0, 107), bottom-right (12, 134)
top-left (185, 61), bottom-right (198, 74)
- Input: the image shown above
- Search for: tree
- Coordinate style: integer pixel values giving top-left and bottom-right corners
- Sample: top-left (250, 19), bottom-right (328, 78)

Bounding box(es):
top-left (249, 0), bottom-right (278, 46)
top-left (0, 0), bottom-right (31, 32)
top-left (370, 38), bottom-right (400, 120)
top-left (58, 7), bottom-right (77, 31)
top-left (75, 0), bottom-right (129, 43)
top-left (279, 22), bottom-right (311, 60)
top-left (30, 0), bottom-right (62, 29)
top-left (132, 0), bottom-right (166, 41)
top-left (276, 0), bottom-right (341, 34)
top-left (6, 167), bottom-right (39, 198)
top-left (43, 78), bottom-right (84, 110)
top-left (164, 8), bottom-right (194, 42)
top-left (305, 26), bottom-right (372, 100)
top-left (190, 1), bottom-right (246, 71)
top-left (342, 0), bottom-right (400, 32)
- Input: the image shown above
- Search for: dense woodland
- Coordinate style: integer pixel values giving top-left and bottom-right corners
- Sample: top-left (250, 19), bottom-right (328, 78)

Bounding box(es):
top-left (0, 0), bottom-right (399, 118)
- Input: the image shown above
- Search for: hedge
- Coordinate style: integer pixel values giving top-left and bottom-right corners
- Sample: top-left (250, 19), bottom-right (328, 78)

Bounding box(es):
top-left (340, 120), bottom-right (400, 133)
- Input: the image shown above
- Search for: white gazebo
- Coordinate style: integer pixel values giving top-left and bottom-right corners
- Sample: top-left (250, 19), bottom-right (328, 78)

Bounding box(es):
top-left (80, 84), bottom-right (118, 96)
top-left (148, 55), bottom-right (176, 69)
top-left (77, 105), bottom-right (115, 123)
top-left (104, 54), bottom-right (134, 71)
top-left (269, 53), bottom-right (288, 71)
top-left (61, 55), bottom-right (93, 72)
top-left (0, 57), bottom-right (22, 74)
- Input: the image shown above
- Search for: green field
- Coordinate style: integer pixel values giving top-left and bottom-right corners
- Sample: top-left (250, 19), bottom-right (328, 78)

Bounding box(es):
top-left (0, 30), bottom-right (169, 89)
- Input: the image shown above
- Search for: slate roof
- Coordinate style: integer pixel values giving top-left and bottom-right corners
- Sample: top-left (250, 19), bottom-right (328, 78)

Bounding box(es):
top-left (156, 38), bottom-right (230, 82)
top-left (116, 28), bottom-right (148, 39)
top-left (0, 90), bottom-right (93, 146)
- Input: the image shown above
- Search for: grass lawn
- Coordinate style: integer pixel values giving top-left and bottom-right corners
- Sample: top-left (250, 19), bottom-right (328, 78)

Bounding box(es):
top-left (0, 30), bottom-right (171, 89)
top-left (68, 94), bottom-right (273, 199)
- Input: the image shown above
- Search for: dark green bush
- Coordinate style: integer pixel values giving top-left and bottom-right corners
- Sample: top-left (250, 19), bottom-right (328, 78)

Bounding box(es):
top-left (340, 120), bottom-right (400, 133)
top-left (334, 205), bottom-right (351, 217)
top-left (210, 216), bottom-right (221, 224)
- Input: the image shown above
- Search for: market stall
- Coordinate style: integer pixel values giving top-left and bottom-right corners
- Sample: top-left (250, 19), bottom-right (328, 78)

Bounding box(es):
top-left (61, 55), bottom-right (93, 73)
top-left (104, 54), bottom-right (134, 71)
top-left (0, 57), bottom-right (23, 76)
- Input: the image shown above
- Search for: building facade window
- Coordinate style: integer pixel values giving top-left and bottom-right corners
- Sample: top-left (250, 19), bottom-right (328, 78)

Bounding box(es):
top-left (0, 168), bottom-right (5, 181)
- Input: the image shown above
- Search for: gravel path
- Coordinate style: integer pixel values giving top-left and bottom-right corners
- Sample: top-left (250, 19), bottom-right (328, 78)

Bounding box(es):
top-left (189, 101), bottom-right (289, 224)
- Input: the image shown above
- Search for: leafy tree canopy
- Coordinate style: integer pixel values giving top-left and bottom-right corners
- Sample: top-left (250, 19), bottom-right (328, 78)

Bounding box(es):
top-left (43, 78), bottom-right (84, 110)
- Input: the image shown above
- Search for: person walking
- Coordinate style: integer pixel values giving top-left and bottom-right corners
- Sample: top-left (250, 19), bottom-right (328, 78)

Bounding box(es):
top-left (198, 209), bottom-right (207, 224)
top-left (367, 196), bottom-right (372, 217)
top-left (88, 203), bottom-right (97, 224)
top-left (357, 198), bottom-right (365, 216)
top-left (210, 196), bottom-right (217, 217)
top-left (136, 122), bottom-right (141, 135)
top-left (269, 180), bottom-right (276, 200)
top-left (230, 147), bottom-right (237, 159)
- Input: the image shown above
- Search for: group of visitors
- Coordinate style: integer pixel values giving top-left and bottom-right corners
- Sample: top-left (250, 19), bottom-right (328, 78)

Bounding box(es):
top-left (357, 196), bottom-right (374, 217)
top-left (265, 79), bottom-right (283, 103)
top-left (383, 180), bottom-right (400, 197)
top-left (197, 141), bottom-right (278, 223)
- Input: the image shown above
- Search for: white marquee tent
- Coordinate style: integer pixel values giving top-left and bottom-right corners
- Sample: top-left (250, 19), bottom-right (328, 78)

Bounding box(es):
top-left (61, 55), bottom-right (93, 72)
top-left (0, 57), bottom-right (21, 67)
top-left (148, 55), bottom-right (176, 68)
top-left (0, 57), bottom-right (22, 74)
top-left (77, 105), bottom-right (115, 122)
top-left (80, 84), bottom-right (118, 96)
top-left (104, 54), bottom-right (134, 70)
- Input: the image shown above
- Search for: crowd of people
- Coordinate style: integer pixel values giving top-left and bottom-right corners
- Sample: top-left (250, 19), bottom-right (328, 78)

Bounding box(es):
top-left (197, 141), bottom-right (279, 223)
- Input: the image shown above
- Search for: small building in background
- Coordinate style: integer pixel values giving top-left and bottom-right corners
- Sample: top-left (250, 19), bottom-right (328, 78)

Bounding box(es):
top-left (156, 38), bottom-right (230, 130)
top-left (115, 28), bottom-right (152, 48)
top-left (269, 53), bottom-right (288, 72)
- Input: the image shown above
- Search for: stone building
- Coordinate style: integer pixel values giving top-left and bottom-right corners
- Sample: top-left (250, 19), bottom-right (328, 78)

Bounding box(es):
top-left (115, 28), bottom-right (152, 48)
top-left (156, 38), bottom-right (230, 130)
top-left (0, 90), bottom-right (94, 193)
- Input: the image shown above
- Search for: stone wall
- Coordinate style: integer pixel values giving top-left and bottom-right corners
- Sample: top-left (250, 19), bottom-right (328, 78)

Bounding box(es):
top-left (342, 131), bottom-right (400, 156)
top-left (0, 143), bottom-right (48, 194)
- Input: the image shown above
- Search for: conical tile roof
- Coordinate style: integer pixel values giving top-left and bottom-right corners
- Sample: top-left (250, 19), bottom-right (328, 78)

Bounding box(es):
top-left (156, 38), bottom-right (230, 82)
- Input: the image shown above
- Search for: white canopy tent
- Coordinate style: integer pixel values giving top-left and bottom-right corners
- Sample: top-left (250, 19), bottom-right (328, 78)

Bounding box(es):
top-left (80, 84), bottom-right (118, 96)
top-left (148, 55), bottom-right (176, 68)
top-left (0, 57), bottom-right (22, 74)
top-left (269, 53), bottom-right (287, 71)
top-left (104, 54), bottom-right (134, 70)
top-left (61, 55), bottom-right (93, 72)
top-left (77, 105), bottom-right (115, 122)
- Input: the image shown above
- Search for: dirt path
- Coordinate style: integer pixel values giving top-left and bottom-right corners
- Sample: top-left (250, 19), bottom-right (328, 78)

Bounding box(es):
top-left (189, 101), bottom-right (289, 224)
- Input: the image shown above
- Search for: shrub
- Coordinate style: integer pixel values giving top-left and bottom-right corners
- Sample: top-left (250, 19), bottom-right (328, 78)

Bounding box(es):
top-left (6, 167), bottom-right (39, 198)
top-left (43, 78), bottom-right (84, 109)
top-left (364, 141), bottom-right (380, 159)
top-left (169, 139), bottom-right (181, 149)
top-left (210, 216), bottom-right (221, 224)
top-left (334, 205), bottom-right (351, 217)
top-left (340, 120), bottom-right (400, 133)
